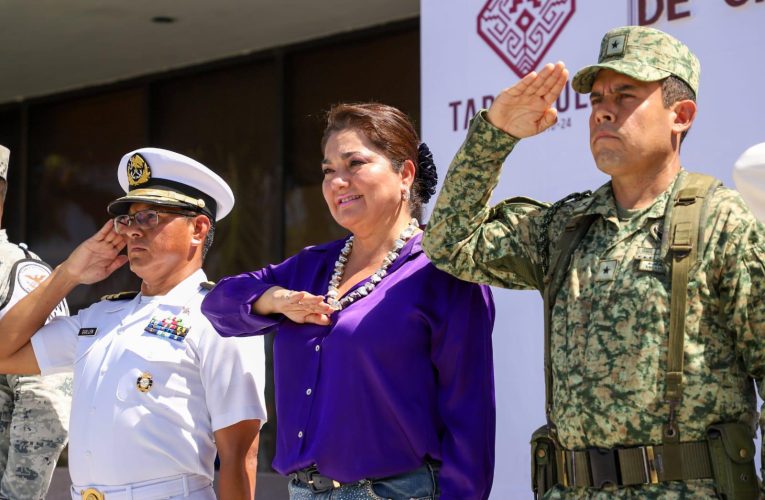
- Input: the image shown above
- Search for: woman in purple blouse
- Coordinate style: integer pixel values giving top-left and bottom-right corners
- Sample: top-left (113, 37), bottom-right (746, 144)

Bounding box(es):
top-left (201, 103), bottom-right (495, 500)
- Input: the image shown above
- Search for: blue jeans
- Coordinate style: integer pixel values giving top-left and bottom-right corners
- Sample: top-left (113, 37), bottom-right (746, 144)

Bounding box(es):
top-left (287, 463), bottom-right (440, 500)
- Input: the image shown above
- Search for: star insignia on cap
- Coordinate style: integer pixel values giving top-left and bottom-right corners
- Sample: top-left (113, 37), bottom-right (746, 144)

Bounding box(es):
top-left (127, 153), bottom-right (152, 187)
top-left (605, 34), bottom-right (626, 57)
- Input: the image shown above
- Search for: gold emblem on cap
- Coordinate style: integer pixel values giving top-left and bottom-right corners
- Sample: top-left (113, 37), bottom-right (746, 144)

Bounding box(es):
top-left (136, 372), bottom-right (153, 393)
top-left (127, 153), bottom-right (152, 187)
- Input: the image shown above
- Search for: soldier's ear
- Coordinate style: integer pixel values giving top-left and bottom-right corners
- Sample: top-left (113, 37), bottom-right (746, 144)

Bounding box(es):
top-left (672, 99), bottom-right (696, 134)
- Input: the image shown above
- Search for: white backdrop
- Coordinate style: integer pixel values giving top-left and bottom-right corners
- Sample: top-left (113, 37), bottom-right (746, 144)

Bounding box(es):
top-left (420, 1), bottom-right (765, 498)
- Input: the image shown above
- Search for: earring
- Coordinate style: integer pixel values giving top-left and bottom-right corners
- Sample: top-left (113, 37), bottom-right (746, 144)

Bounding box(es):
top-left (401, 189), bottom-right (410, 201)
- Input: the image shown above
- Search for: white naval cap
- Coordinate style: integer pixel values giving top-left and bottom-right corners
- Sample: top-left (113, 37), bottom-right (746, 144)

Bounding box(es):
top-left (732, 142), bottom-right (765, 223)
top-left (0, 145), bottom-right (9, 182)
top-left (107, 147), bottom-right (235, 221)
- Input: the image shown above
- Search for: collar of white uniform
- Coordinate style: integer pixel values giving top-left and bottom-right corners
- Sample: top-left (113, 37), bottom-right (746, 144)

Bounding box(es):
top-left (104, 268), bottom-right (207, 312)
top-left (138, 268), bottom-right (208, 305)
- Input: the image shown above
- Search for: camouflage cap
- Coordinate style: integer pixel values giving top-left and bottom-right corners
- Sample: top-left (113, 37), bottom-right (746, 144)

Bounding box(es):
top-left (0, 145), bottom-right (9, 182)
top-left (572, 26), bottom-right (700, 96)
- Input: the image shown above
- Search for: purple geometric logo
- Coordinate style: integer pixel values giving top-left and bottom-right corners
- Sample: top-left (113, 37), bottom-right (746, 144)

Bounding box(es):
top-left (478, 0), bottom-right (576, 78)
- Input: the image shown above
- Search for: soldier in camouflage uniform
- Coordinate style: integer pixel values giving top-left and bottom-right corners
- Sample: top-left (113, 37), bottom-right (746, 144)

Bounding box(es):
top-left (0, 145), bottom-right (71, 500)
top-left (423, 26), bottom-right (765, 498)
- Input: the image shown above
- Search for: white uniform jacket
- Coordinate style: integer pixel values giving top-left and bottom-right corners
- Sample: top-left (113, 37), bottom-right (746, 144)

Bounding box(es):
top-left (30, 268), bottom-right (267, 486)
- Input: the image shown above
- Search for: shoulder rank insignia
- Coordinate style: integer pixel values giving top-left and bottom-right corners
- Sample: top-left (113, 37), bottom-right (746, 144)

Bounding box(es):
top-left (596, 259), bottom-right (618, 281)
top-left (199, 281), bottom-right (216, 291)
top-left (101, 291), bottom-right (139, 301)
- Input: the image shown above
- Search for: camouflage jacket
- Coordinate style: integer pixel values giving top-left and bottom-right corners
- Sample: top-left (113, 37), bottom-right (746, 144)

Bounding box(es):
top-left (423, 112), bottom-right (765, 498)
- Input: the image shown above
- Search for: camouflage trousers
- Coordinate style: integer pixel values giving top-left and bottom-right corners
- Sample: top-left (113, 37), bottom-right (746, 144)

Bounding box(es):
top-left (0, 373), bottom-right (72, 500)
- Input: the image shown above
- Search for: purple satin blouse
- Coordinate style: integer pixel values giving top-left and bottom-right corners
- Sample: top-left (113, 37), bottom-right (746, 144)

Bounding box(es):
top-left (201, 233), bottom-right (496, 499)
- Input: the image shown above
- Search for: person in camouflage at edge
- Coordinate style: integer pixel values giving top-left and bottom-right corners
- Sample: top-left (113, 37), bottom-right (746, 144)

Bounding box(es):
top-left (422, 26), bottom-right (765, 498)
top-left (0, 146), bottom-right (71, 499)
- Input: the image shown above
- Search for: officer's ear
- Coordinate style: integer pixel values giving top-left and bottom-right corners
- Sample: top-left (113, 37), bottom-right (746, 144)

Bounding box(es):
top-left (190, 214), bottom-right (211, 247)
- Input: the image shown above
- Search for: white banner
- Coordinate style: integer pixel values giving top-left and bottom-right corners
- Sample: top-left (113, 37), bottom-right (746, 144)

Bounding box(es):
top-left (421, 1), bottom-right (765, 497)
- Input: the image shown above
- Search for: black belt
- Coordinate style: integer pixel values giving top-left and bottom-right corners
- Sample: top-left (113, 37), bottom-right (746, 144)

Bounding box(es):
top-left (291, 465), bottom-right (342, 493)
top-left (558, 441), bottom-right (713, 488)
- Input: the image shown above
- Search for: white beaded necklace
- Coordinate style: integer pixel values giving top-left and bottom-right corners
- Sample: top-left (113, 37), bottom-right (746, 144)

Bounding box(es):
top-left (326, 218), bottom-right (419, 311)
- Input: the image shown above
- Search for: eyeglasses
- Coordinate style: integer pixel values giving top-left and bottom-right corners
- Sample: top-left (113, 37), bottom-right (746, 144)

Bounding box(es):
top-left (113, 209), bottom-right (196, 234)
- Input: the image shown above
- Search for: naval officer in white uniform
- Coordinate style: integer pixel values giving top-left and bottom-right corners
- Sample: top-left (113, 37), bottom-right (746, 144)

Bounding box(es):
top-left (0, 148), bottom-right (267, 500)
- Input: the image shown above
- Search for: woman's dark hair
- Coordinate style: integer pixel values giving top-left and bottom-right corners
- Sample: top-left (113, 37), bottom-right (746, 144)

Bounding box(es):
top-left (321, 103), bottom-right (438, 221)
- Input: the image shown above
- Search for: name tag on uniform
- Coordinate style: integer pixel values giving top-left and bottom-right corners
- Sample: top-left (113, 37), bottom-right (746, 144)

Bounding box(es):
top-left (636, 247), bottom-right (660, 261)
top-left (638, 260), bottom-right (665, 273)
top-left (636, 246), bottom-right (664, 274)
top-left (78, 328), bottom-right (97, 336)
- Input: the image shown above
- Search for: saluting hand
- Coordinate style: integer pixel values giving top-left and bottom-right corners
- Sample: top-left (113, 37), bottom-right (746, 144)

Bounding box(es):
top-left (60, 221), bottom-right (129, 285)
top-left (486, 61), bottom-right (568, 139)
top-left (255, 287), bottom-right (333, 326)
